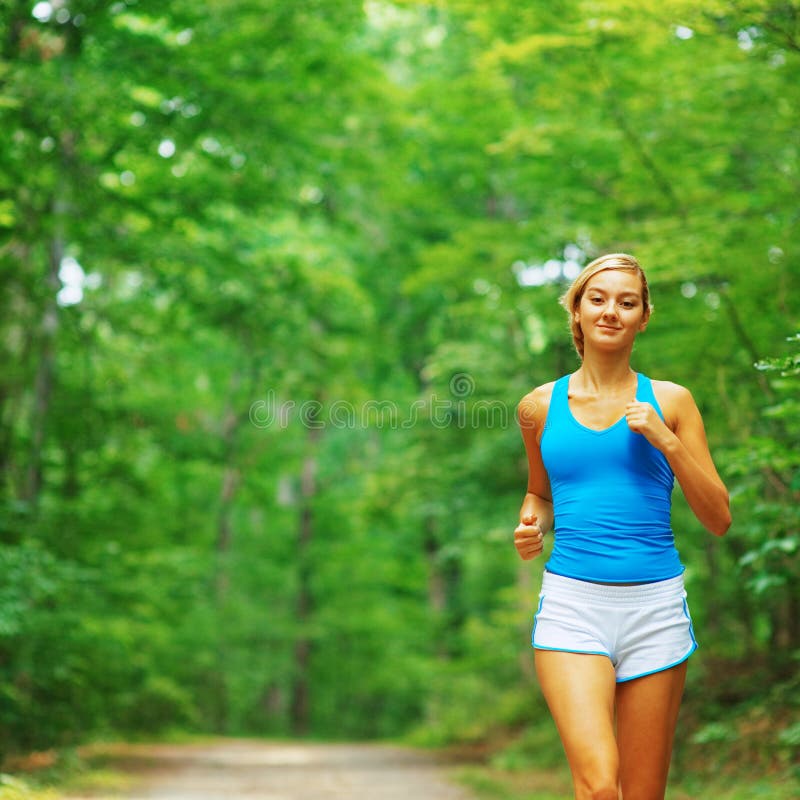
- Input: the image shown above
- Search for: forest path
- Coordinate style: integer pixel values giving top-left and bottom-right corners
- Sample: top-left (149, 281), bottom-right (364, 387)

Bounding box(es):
top-left (64, 740), bottom-right (477, 800)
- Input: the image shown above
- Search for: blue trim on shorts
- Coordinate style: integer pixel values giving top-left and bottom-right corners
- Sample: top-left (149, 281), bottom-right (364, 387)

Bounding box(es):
top-left (533, 645), bottom-right (612, 658)
top-left (532, 643), bottom-right (697, 681)
top-left (615, 641), bottom-right (697, 683)
top-left (532, 594), bottom-right (611, 656)
top-left (615, 597), bottom-right (699, 683)
top-left (531, 595), bottom-right (545, 644)
top-left (530, 577), bottom-right (699, 681)
top-left (683, 598), bottom-right (698, 647)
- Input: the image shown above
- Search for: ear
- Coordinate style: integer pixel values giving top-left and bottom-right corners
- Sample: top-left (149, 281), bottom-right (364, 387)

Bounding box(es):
top-left (639, 306), bottom-right (651, 332)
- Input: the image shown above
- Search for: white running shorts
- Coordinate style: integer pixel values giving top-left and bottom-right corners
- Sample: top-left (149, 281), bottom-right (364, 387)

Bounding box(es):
top-left (532, 571), bottom-right (697, 683)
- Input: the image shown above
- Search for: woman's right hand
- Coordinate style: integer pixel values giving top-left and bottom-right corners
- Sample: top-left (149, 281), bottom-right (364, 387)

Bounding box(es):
top-left (514, 514), bottom-right (544, 560)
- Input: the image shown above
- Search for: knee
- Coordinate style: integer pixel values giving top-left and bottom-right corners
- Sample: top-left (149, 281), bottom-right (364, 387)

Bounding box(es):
top-left (576, 781), bottom-right (618, 800)
top-left (571, 750), bottom-right (619, 799)
top-left (586, 788), bottom-right (618, 800)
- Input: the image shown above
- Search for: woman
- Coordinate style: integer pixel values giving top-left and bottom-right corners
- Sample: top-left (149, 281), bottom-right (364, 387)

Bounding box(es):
top-left (514, 253), bottom-right (731, 800)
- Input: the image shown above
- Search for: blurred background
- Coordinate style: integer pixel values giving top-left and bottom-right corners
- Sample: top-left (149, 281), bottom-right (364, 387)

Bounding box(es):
top-left (0, 0), bottom-right (798, 797)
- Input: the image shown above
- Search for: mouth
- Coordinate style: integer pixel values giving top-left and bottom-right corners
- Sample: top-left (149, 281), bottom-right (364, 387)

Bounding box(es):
top-left (597, 325), bottom-right (621, 331)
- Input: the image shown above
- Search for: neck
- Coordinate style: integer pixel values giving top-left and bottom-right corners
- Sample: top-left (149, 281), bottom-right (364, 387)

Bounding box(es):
top-left (575, 350), bottom-right (636, 391)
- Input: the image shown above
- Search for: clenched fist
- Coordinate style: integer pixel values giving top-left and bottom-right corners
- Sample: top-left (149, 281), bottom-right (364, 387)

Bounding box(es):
top-left (514, 514), bottom-right (544, 560)
top-left (625, 401), bottom-right (673, 451)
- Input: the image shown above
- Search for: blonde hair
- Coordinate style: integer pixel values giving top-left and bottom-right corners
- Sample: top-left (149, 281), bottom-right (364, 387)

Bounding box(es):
top-left (559, 253), bottom-right (651, 358)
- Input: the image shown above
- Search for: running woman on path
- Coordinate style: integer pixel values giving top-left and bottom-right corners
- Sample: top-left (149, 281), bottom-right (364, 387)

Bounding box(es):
top-left (515, 253), bottom-right (731, 800)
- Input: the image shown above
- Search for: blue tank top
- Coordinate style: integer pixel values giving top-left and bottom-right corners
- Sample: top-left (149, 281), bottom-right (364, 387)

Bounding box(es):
top-left (540, 372), bottom-right (683, 583)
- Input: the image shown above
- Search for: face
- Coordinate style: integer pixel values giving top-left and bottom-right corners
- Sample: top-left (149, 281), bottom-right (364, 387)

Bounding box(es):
top-left (574, 269), bottom-right (649, 353)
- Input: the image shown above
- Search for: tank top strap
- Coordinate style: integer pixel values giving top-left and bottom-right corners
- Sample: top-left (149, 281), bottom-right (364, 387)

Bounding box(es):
top-left (636, 373), bottom-right (666, 421)
top-left (546, 372), bottom-right (664, 424)
top-left (546, 374), bottom-right (571, 422)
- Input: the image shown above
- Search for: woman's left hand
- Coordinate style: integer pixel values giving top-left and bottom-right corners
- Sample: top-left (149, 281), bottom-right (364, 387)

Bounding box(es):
top-left (625, 401), bottom-right (674, 451)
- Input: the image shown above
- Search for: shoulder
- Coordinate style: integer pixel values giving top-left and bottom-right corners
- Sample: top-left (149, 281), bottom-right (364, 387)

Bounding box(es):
top-left (518, 381), bottom-right (557, 412)
top-left (650, 379), bottom-right (694, 404)
top-left (517, 381), bottom-right (556, 432)
top-left (650, 379), bottom-right (699, 426)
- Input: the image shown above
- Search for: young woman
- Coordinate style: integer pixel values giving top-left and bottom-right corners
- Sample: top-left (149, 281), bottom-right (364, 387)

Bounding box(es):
top-left (514, 253), bottom-right (731, 800)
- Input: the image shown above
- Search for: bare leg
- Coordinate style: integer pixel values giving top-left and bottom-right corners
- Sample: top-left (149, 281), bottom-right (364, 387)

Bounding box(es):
top-left (615, 661), bottom-right (687, 800)
top-left (535, 649), bottom-right (620, 800)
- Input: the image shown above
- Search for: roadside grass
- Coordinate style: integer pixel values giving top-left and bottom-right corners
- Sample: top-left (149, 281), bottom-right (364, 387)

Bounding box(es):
top-left (448, 716), bottom-right (799, 800)
top-left (454, 766), bottom-right (800, 800)
top-left (0, 746), bottom-right (134, 799)
top-left (437, 656), bottom-right (800, 800)
top-left (448, 723), bottom-right (799, 800)
top-left (454, 764), bottom-right (571, 800)
top-left (0, 774), bottom-right (58, 800)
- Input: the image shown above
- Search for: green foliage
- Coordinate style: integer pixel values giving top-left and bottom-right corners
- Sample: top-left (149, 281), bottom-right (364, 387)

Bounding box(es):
top-left (0, 6), bottom-right (798, 798)
top-left (755, 333), bottom-right (800, 377)
top-left (719, 333), bottom-right (800, 658)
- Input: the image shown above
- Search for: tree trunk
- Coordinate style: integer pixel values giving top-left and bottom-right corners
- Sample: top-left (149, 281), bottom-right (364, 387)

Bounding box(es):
top-left (24, 233), bottom-right (62, 507)
top-left (212, 370), bottom-right (243, 732)
top-left (290, 423), bottom-right (321, 735)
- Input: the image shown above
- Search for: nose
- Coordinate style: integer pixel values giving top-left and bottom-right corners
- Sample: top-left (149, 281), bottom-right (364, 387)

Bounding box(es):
top-left (602, 301), bottom-right (618, 319)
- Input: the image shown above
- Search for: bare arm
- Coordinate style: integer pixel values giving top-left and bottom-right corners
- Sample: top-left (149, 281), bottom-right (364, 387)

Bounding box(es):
top-left (626, 383), bottom-right (731, 537)
top-left (515, 387), bottom-right (555, 559)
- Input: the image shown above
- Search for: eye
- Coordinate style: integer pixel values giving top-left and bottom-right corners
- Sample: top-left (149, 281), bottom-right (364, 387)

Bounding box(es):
top-left (589, 296), bottom-right (603, 304)
top-left (621, 300), bottom-right (635, 309)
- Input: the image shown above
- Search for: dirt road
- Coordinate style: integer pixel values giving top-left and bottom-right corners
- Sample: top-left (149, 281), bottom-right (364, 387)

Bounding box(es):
top-left (69, 740), bottom-right (477, 800)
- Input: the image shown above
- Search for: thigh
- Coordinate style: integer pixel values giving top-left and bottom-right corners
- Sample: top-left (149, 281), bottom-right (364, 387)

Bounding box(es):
top-left (535, 649), bottom-right (619, 789)
top-left (615, 661), bottom-right (687, 800)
